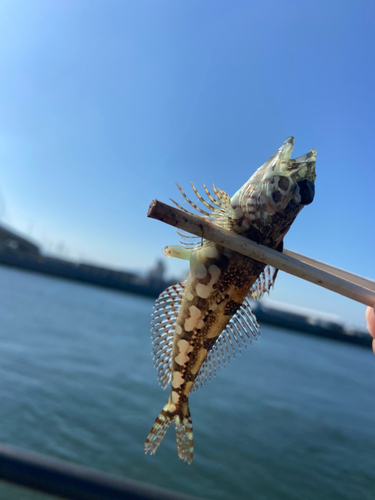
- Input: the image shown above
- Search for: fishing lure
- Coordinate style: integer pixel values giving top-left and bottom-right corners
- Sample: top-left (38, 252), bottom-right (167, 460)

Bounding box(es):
top-left (145, 137), bottom-right (316, 463)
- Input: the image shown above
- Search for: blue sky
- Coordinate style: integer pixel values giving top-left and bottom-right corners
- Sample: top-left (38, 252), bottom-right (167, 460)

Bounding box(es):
top-left (0, 0), bottom-right (374, 326)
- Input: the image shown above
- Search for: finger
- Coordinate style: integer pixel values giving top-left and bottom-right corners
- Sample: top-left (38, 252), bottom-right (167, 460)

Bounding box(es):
top-left (365, 306), bottom-right (374, 323)
top-left (365, 306), bottom-right (375, 339)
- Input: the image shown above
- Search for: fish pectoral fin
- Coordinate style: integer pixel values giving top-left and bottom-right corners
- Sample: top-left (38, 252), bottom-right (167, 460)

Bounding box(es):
top-left (163, 245), bottom-right (192, 260)
top-left (250, 241), bottom-right (281, 300)
top-left (249, 265), bottom-right (279, 301)
top-left (192, 297), bottom-right (260, 393)
top-left (151, 281), bottom-right (186, 389)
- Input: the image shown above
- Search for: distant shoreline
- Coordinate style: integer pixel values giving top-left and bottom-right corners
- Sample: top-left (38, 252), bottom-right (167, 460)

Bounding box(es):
top-left (252, 302), bottom-right (370, 348)
top-left (0, 251), bottom-right (166, 299)
top-left (0, 250), bottom-right (370, 349)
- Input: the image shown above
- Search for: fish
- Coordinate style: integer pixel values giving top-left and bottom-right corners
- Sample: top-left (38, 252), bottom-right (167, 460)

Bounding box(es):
top-left (144, 137), bottom-right (316, 464)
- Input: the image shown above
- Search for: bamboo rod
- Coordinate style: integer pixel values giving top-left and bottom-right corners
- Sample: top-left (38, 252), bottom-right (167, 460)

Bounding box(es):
top-left (147, 200), bottom-right (375, 308)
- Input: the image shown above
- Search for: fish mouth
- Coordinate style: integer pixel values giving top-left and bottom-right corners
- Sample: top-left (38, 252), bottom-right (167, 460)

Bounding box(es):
top-left (280, 136), bottom-right (317, 167)
top-left (279, 136), bottom-right (295, 161)
top-left (230, 137), bottom-right (317, 210)
top-left (292, 147), bottom-right (317, 165)
top-left (277, 138), bottom-right (316, 206)
top-left (289, 143), bottom-right (317, 205)
top-left (280, 139), bottom-right (317, 181)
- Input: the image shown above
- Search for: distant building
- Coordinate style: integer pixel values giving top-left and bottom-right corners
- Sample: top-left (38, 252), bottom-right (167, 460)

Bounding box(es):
top-left (0, 224), bottom-right (40, 257)
top-left (0, 223), bottom-right (171, 298)
top-left (77, 262), bottom-right (138, 282)
top-left (147, 259), bottom-right (166, 285)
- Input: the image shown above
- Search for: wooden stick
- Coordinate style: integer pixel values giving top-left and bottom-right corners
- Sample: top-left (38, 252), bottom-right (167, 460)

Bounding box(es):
top-left (147, 199), bottom-right (375, 308)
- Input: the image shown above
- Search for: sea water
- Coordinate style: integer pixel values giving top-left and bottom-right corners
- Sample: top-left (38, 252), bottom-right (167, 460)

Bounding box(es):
top-left (0, 265), bottom-right (374, 500)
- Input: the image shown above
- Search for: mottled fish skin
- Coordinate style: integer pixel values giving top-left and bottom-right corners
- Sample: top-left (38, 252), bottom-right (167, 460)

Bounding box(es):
top-left (145, 137), bottom-right (316, 464)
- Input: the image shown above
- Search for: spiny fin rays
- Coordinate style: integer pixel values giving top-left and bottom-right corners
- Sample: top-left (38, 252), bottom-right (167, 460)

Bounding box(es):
top-left (250, 266), bottom-right (278, 301)
top-left (191, 297), bottom-right (260, 392)
top-left (172, 184), bottom-right (212, 217)
top-left (151, 282), bottom-right (185, 389)
top-left (171, 182), bottom-right (232, 220)
top-left (191, 182), bottom-right (217, 212)
top-left (170, 182), bottom-right (235, 249)
top-left (203, 183), bottom-right (222, 207)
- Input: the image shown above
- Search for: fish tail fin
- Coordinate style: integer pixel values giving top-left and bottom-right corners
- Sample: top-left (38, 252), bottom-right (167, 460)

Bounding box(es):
top-left (144, 403), bottom-right (173, 456)
top-left (145, 398), bottom-right (194, 464)
top-left (174, 404), bottom-right (194, 464)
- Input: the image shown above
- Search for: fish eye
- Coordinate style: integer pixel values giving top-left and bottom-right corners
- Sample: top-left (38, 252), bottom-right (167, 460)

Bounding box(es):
top-left (278, 176), bottom-right (290, 191)
top-left (297, 180), bottom-right (314, 205)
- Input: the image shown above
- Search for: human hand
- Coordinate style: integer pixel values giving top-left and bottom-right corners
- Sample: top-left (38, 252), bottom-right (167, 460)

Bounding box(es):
top-left (365, 307), bottom-right (375, 354)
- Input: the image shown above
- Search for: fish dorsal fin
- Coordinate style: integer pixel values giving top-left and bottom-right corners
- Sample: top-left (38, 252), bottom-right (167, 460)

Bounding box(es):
top-left (249, 265), bottom-right (278, 301)
top-left (191, 297), bottom-right (260, 393)
top-left (171, 183), bottom-right (236, 250)
top-left (151, 282), bottom-right (185, 389)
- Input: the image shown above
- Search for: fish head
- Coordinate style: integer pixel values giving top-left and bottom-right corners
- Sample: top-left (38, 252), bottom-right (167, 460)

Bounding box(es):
top-left (230, 137), bottom-right (316, 245)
